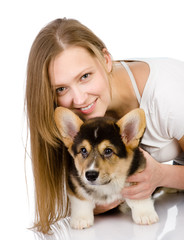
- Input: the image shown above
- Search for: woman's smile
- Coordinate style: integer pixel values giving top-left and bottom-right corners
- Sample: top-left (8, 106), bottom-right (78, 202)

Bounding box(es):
top-left (78, 99), bottom-right (97, 115)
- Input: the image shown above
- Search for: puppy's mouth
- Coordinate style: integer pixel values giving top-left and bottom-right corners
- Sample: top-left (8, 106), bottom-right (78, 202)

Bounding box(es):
top-left (86, 179), bottom-right (111, 186)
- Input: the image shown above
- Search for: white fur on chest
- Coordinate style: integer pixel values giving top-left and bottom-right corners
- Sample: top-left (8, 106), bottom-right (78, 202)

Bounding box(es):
top-left (77, 176), bottom-right (126, 205)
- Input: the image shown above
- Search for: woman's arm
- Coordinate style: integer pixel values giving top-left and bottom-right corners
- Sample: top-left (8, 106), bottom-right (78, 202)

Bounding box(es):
top-left (160, 135), bottom-right (184, 189)
top-left (122, 136), bottom-right (184, 199)
top-left (160, 163), bottom-right (184, 189)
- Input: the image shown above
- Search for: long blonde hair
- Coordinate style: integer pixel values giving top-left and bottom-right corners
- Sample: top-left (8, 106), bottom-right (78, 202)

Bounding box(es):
top-left (26, 18), bottom-right (111, 233)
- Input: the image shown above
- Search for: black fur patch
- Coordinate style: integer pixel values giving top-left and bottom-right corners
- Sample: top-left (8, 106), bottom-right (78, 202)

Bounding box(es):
top-left (72, 117), bottom-right (127, 159)
top-left (127, 148), bottom-right (146, 176)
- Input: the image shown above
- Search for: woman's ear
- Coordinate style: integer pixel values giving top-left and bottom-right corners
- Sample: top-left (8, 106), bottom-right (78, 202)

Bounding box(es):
top-left (102, 48), bottom-right (112, 73)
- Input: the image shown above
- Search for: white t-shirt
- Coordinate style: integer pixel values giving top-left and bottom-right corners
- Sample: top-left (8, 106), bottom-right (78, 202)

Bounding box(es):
top-left (122, 58), bottom-right (184, 164)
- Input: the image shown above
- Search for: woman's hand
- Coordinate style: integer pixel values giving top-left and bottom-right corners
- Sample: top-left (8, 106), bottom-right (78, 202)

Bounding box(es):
top-left (94, 199), bottom-right (124, 215)
top-left (122, 148), bottom-right (163, 200)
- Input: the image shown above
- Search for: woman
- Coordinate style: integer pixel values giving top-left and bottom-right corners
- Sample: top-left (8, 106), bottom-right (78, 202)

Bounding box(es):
top-left (26, 18), bottom-right (184, 233)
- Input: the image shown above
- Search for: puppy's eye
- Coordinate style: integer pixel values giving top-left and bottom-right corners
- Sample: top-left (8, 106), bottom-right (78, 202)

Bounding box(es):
top-left (80, 147), bottom-right (88, 158)
top-left (104, 148), bottom-right (113, 157)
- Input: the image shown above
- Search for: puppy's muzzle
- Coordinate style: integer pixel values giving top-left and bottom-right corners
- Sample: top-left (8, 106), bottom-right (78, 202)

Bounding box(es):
top-left (85, 170), bottom-right (99, 182)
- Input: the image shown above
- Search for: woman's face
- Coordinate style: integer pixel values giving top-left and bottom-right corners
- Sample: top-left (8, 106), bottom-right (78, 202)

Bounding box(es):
top-left (49, 46), bottom-right (112, 120)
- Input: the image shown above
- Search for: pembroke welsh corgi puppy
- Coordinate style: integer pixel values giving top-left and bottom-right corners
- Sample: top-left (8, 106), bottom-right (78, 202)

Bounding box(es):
top-left (54, 107), bottom-right (158, 229)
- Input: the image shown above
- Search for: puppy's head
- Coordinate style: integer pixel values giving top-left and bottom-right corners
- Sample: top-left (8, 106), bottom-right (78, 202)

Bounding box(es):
top-left (54, 107), bottom-right (146, 185)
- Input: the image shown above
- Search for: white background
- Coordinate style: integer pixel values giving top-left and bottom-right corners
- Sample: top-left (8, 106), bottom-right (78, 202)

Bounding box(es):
top-left (1, 0), bottom-right (184, 239)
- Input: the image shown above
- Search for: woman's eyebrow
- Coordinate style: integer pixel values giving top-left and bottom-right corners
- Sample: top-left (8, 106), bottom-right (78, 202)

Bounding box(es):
top-left (53, 67), bottom-right (94, 87)
top-left (73, 66), bottom-right (94, 80)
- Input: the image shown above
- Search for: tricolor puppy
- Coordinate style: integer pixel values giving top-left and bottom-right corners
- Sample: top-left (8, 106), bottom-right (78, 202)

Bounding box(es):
top-left (54, 107), bottom-right (158, 229)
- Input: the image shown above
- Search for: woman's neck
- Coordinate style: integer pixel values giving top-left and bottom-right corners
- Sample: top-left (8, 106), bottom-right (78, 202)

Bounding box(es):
top-left (106, 61), bottom-right (140, 119)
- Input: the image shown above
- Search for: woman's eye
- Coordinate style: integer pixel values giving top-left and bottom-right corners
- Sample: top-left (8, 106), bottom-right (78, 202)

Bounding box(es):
top-left (80, 147), bottom-right (88, 158)
top-left (81, 73), bottom-right (90, 81)
top-left (104, 148), bottom-right (113, 157)
top-left (56, 87), bottom-right (67, 95)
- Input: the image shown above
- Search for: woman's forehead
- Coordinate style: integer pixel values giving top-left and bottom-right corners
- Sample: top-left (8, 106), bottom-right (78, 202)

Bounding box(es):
top-left (49, 46), bottom-right (100, 85)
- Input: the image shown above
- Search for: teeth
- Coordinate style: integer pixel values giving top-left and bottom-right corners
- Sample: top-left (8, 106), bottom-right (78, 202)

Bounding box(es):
top-left (81, 102), bottom-right (94, 111)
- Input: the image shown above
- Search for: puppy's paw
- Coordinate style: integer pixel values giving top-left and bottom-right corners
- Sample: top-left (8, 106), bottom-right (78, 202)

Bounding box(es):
top-left (126, 197), bottom-right (159, 225)
top-left (70, 215), bottom-right (94, 229)
top-left (132, 209), bottom-right (159, 225)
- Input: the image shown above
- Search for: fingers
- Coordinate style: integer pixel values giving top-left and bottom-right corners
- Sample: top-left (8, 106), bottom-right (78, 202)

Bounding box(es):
top-left (122, 183), bottom-right (152, 200)
top-left (122, 171), bottom-right (153, 199)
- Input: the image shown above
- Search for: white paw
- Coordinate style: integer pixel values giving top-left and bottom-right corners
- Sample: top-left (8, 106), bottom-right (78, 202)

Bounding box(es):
top-left (70, 215), bottom-right (94, 229)
top-left (132, 209), bottom-right (159, 225)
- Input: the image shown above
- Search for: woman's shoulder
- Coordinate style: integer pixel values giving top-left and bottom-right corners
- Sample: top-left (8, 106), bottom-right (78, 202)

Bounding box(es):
top-left (141, 58), bottom-right (184, 73)
top-left (122, 57), bottom-right (184, 69)
top-left (140, 58), bottom-right (184, 116)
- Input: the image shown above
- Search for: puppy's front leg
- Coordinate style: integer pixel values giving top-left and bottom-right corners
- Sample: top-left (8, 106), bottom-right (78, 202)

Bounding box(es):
top-left (125, 198), bottom-right (159, 225)
top-left (69, 195), bottom-right (95, 229)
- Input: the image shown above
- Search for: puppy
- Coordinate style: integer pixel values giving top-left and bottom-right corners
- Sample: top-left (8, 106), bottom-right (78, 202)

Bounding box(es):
top-left (54, 107), bottom-right (159, 229)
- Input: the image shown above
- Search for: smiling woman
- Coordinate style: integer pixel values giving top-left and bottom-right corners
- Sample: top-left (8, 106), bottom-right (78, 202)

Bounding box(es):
top-left (26, 18), bottom-right (115, 233)
top-left (25, 17), bottom-right (184, 234)
top-left (49, 46), bottom-right (112, 119)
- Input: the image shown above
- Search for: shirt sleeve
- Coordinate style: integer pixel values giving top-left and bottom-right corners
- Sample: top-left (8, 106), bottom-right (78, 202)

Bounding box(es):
top-left (159, 89), bottom-right (184, 141)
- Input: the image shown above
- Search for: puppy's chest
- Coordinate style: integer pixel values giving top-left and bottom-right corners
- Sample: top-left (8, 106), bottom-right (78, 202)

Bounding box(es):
top-left (79, 179), bottom-right (125, 205)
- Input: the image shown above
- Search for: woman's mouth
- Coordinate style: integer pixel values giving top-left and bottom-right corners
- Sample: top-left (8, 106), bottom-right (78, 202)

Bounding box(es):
top-left (79, 100), bottom-right (96, 114)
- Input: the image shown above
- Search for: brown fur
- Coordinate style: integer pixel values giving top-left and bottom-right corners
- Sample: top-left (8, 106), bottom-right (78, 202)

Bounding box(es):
top-left (53, 107), bottom-right (158, 230)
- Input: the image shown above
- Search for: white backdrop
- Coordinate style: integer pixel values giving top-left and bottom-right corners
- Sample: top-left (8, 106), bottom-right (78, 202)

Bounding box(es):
top-left (1, 0), bottom-right (184, 239)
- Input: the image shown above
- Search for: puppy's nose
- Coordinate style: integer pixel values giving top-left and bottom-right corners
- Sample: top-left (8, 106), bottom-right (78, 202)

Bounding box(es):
top-left (85, 170), bottom-right (99, 182)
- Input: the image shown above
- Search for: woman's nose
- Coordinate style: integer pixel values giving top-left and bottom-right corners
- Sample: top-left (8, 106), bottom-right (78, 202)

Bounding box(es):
top-left (71, 87), bottom-right (87, 106)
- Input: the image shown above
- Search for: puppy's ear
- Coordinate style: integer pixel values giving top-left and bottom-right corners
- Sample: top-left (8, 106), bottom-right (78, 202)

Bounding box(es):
top-left (54, 107), bottom-right (83, 148)
top-left (116, 108), bottom-right (146, 149)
